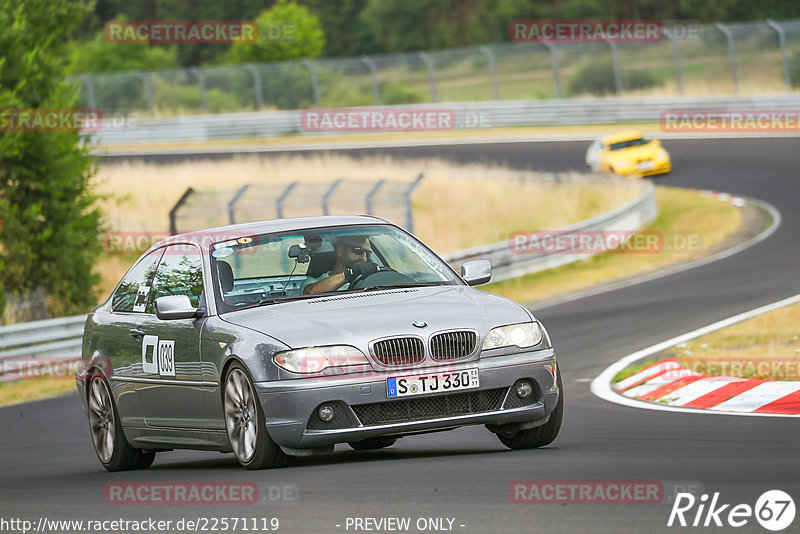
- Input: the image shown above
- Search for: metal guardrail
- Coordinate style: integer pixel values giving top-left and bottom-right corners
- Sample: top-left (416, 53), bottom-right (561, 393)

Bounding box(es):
top-left (443, 175), bottom-right (657, 282)
top-left (0, 315), bottom-right (86, 380)
top-left (0, 315), bottom-right (86, 358)
top-left (0, 173), bottom-right (654, 375)
top-left (91, 94), bottom-right (800, 146)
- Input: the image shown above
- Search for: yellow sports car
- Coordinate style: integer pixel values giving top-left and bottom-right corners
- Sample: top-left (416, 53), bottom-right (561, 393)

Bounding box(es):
top-left (585, 131), bottom-right (671, 177)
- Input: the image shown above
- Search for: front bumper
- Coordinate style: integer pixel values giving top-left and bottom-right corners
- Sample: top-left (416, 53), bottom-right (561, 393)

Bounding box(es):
top-left (255, 348), bottom-right (558, 449)
top-left (639, 159), bottom-right (671, 177)
top-left (614, 159), bottom-right (671, 177)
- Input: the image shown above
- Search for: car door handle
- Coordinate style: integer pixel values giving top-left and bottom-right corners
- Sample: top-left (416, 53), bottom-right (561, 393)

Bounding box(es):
top-left (129, 328), bottom-right (144, 339)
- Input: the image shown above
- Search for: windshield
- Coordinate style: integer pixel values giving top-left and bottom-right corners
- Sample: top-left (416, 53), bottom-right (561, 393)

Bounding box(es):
top-left (609, 138), bottom-right (649, 150)
top-left (211, 224), bottom-right (460, 312)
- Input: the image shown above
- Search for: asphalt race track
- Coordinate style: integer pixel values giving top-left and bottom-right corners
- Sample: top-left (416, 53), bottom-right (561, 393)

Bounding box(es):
top-left (2, 138), bottom-right (799, 533)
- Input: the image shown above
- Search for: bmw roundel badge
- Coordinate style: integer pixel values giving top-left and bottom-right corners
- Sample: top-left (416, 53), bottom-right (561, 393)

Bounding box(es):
top-left (412, 321), bottom-right (427, 328)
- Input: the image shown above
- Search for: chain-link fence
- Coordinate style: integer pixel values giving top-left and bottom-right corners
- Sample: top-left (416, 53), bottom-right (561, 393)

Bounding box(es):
top-left (169, 175), bottom-right (425, 235)
top-left (73, 20), bottom-right (800, 117)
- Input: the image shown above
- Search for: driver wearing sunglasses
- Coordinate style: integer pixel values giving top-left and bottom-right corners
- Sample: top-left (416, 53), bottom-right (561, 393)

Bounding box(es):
top-left (301, 235), bottom-right (379, 295)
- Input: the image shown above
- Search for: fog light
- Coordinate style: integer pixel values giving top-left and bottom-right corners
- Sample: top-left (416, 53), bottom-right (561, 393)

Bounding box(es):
top-left (318, 404), bottom-right (335, 422)
top-left (515, 380), bottom-right (533, 399)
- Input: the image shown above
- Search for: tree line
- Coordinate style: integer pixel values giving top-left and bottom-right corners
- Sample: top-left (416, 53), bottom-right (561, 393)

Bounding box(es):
top-left (70, 0), bottom-right (800, 73)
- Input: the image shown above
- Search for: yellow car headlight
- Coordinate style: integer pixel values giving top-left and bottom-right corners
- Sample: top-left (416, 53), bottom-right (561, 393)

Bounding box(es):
top-left (482, 322), bottom-right (543, 350)
top-left (274, 345), bottom-right (369, 374)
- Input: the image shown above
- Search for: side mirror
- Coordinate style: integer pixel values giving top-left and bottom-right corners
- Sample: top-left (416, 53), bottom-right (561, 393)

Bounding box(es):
top-left (649, 139), bottom-right (661, 146)
top-left (461, 260), bottom-right (492, 286)
top-left (155, 295), bottom-right (200, 320)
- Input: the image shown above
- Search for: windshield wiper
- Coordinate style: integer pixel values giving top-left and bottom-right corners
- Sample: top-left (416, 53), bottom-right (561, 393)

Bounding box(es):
top-left (233, 293), bottom-right (321, 310)
top-left (231, 282), bottom-right (449, 310)
top-left (356, 282), bottom-right (448, 292)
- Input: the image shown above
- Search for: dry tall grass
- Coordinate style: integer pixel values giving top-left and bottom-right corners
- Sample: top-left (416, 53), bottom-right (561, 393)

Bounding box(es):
top-left (93, 154), bottom-right (640, 296)
top-left (95, 154), bottom-right (638, 253)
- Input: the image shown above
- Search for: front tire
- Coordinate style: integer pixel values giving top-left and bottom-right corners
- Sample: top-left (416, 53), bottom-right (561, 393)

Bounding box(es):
top-left (496, 369), bottom-right (564, 450)
top-left (87, 375), bottom-right (155, 471)
top-left (223, 363), bottom-right (287, 470)
top-left (348, 437), bottom-right (398, 451)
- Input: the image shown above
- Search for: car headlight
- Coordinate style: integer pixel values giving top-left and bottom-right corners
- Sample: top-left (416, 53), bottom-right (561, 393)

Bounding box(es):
top-left (482, 322), bottom-right (543, 350)
top-left (274, 345), bottom-right (369, 374)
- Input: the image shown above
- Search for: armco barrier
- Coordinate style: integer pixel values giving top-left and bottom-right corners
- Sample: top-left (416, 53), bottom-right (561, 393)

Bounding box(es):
top-left (0, 174), bottom-right (655, 375)
top-left (443, 174), bottom-right (657, 282)
top-left (0, 315), bottom-right (85, 379)
top-left (91, 95), bottom-right (800, 146)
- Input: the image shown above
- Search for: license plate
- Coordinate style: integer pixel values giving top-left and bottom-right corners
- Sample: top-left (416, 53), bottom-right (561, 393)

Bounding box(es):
top-left (637, 161), bottom-right (655, 170)
top-left (387, 368), bottom-right (479, 398)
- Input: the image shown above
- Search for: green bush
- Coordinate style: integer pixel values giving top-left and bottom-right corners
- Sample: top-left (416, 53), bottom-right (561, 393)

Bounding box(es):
top-left (380, 83), bottom-right (425, 105)
top-left (68, 20), bottom-right (179, 75)
top-left (260, 63), bottom-right (317, 110)
top-left (569, 58), bottom-right (659, 96)
top-left (320, 82), bottom-right (374, 108)
top-left (228, 0), bottom-right (325, 64)
top-left (152, 81), bottom-right (243, 115)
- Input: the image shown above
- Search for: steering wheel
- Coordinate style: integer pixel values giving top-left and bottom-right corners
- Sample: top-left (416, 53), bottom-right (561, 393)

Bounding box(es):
top-left (349, 267), bottom-right (414, 289)
top-left (345, 266), bottom-right (393, 288)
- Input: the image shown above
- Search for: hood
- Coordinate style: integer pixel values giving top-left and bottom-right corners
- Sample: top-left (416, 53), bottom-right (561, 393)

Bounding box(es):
top-left (219, 285), bottom-right (531, 350)
top-left (607, 144), bottom-right (663, 162)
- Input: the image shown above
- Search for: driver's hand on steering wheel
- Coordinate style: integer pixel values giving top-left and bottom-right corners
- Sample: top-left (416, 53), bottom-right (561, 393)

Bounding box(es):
top-left (344, 261), bottom-right (378, 283)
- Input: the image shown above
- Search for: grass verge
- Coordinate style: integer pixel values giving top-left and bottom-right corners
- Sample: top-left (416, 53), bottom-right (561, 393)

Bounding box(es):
top-left (611, 300), bottom-right (800, 383)
top-left (0, 378), bottom-right (78, 408)
top-left (665, 301), bottom-right (800, 381)
top-left (482, 186), bottom-right (742, 304)
top-left (612, 358), bottom-right (663, 383)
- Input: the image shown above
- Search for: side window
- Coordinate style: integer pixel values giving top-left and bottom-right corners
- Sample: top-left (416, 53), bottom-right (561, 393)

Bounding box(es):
top-left (147, 245), bottom-right (205, 313)
top-left (111, 249), bottom-right (163, 312)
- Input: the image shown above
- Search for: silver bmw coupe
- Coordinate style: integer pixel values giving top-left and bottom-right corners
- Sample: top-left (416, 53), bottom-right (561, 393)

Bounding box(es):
top-left (76, 216), bottom-right (562, 470)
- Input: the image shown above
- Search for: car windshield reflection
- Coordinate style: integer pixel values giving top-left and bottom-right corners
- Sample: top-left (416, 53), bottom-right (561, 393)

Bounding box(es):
top-left (211, 224), bottom-right (460, 312)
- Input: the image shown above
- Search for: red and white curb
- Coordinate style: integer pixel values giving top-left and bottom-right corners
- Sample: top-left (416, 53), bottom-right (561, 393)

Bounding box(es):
top-left (699, 190), bottom-right (747, 207)
top-left (615, 358), bottom-right (800, 415)
top-left (591, 293), bottom-right (800, 418)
